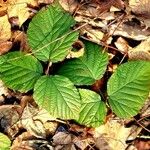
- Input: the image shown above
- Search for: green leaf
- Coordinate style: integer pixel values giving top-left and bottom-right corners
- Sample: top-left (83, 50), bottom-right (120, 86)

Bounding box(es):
top-left (108, 61), bottom-right (150, 118)
top-left (33, 75), bottom-right (81, 119)
top-left (27, 3), bottom-right (78, 62)
top-left (0, 133), bottom-right (11, 150)
top-left (57, 41), bottom-right (108, 85)
top-left (78, 89), bottom-right (106, 127)
top-left (0, 52), bottom-right (43, 92)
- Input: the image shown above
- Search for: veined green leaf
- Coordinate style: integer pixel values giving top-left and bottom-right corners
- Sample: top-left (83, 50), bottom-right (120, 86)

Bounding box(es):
top-left (0, 133), bottom-right (11, 150)
top-left (108, 61), bottom-right (150, 118)
top-left (78, 89), bottom-right (106, 127)
top-left (33, 75), bottom-right (81, 119)
top-left (0, 52), bottom-right (43, 92)
top-left (27, 3), bottom-right (78, 62)
top-left (57, 41), bottom-right (108, 85)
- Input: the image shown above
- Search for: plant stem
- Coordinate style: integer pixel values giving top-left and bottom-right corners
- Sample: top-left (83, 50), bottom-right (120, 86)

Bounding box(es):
top-left (45, 61), bottom-right (52, 75)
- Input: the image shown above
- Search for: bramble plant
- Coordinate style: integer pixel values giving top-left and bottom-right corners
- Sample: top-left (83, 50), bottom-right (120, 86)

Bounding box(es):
top-left (0, 3), bottom-right (150, 127)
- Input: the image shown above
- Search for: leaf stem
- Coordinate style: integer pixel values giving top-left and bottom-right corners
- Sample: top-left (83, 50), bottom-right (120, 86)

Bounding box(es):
top-left (45, 61), bottom-right (52, 75)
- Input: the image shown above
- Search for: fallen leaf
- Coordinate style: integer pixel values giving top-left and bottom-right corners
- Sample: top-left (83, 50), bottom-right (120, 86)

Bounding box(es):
top-left (66, 40), bottom-right (84, 59)
top-left (52, 132), bottom-right (72, 145)
top-left (129, 0), bottom-right (150, 28)
top-left (0, 80), bottom-right (8, 96)
top-left (12, 31), bottom-right (30, 53)
top-left (129, 37), bottom-right (150, 60)
top-left (0, 15), bottom-right (11, 41)
top-left (114, 37), bottom-right (129, 54)
top-left (0, 41), bottom-right (12, 55)
top-left (94, 119), bottom-right (131, 150)
top-left (6, 0), bottom-right (38, 26)
top-left (110, 20), bottom-right (150, 40)
top-left (38, 0), bottom-right (54, 5)
top-left (0, 105), bottom-right (20, 133)
top-left (59, 0), bottom-right (78, 13)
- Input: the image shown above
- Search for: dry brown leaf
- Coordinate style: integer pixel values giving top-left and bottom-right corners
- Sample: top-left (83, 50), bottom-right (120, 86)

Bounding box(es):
top-left (38, 0), bottom-right (54, 5)
top-left (52, 132), bottom-right (72, 145)
top-left (129, 0), bottom-right (150, 28)
top-left (0, 15), bottom-right (11, 41)
top-left (114, 37), bottom-right (129, 54)
top-left (2, 0), bottom-right (38, 26)
top-left (0, 105), bottom-right (21, 133)
top-left (20, 104), bottom-right (51, 138)
top-left (0, 41), bottom-right (12, 55)
top-left (94, 119), bottom-right (131, 150)
top-left (129, 37), bottom-right (150, 60)
top-left (12, 31), bottom-right (30, 52)
top-left (110, 21), bottom-right (150, 40)
top-left (59, 0), bottom-right (78, 13)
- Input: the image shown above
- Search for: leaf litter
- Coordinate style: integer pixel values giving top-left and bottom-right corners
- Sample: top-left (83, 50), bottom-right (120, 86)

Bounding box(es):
top-left (0, 0), bottom-right (150, 149)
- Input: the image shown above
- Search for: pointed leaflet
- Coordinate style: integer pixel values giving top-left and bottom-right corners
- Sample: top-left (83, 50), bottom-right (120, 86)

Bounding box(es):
top-left (78, 89), bottom-right (106, 127)
top-left (27, 3), bottom-right (78, 62)
top-left (58, 41), bottom-right (108, 85)
top-left (33, 75), bottom-right (81, 119)
top-left (0, 52), bottom-right (43, 92)
top-left (108, 61), bottom-right (150, 118)
top-left (0, 133), bottom-right (11, 150)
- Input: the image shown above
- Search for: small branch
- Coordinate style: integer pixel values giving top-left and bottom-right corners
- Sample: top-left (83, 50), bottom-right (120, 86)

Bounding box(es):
top-left (45, 61), bottom-right (52, 75)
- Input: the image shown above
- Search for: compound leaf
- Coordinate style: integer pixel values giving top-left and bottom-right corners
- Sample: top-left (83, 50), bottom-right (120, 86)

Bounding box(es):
top-left (108, 61), bottom-right (150, 118)
top-left (58, 41), bottom-right (108, 85)
top-left (0, 52), bottom-right (43, 92)
top-left (78, 89), bottom-right (106, 127)
top-left (27, 3), bottom-right (78, 62)
top-left (0, 133), bottom-right (11, 150)
top-left (33, 75), bottom-right (81, 119)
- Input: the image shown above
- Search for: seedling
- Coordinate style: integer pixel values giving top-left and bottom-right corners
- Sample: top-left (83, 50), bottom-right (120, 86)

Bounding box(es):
top-left (0, 3), bottom-right (150, 127)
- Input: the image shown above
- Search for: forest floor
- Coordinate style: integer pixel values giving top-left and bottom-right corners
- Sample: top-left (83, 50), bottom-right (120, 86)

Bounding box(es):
top-left (0, 0), bottom-right (150, 149)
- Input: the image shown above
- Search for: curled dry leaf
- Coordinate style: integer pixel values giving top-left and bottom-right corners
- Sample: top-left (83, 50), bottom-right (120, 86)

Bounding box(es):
top-left (129, 37), bottom-right (150, 60)
top-left (129, 0), bottom-right (150, 28)
top-left (110, 21), bottom-right (150, 41)
top-left (114, 37), bottom-right (130, 54)
top-left (80, 25), bottom-right (104, 44)
top-left (94, 119), bottom-right (131, 150)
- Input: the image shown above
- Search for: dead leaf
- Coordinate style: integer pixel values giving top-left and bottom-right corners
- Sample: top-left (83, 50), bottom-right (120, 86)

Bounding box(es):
top-left (52, 132), bottom-right (72, 145)
top-left (66, 40), bottom-right (84, 59)
top-left (3, 0), bottom-right (38, 26)
top-left (38, 0), bottom-right (54, 5)
top-left (0, 105), bottom-right (20, 133)
top-left (115, 37), bottom-right (129, 54)
top-left (110, 20), bottom-right (150, 40)
top-left (0, 15), bottom-right (11, 41)
top-left (129, 37), bottom-right (150, 60)
top-left (0, 41), bottom-right (12, 55)
top-left (12, 31), bottom-right (30, 53)
top-left (129, 0), bottom-right (150, 28)
top-left (0, 80), bottom-right (8, 96)
top-left (59, 0), bottom-right (78, 13)
top-left (94, 119), bottom-right (131, 150)
top-left (96, 0), bottom-right (125, 13)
